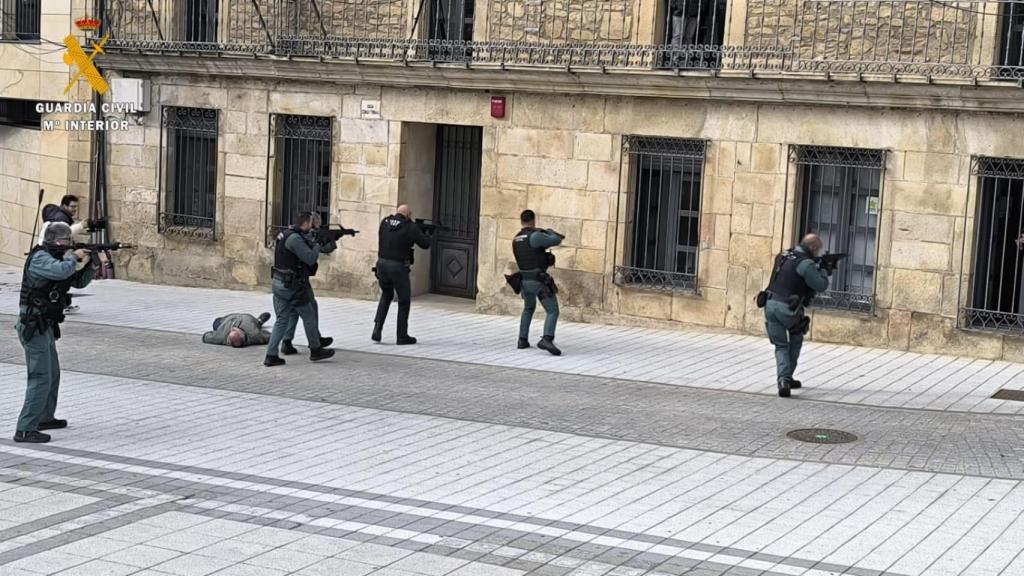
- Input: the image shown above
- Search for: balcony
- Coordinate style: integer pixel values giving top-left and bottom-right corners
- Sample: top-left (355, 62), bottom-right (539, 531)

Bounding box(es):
top-left (93, 0), bottom-right (1024, 83)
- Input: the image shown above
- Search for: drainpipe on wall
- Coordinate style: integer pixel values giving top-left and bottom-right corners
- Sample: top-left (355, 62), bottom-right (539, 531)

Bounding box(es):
top-left (90, 0), bottom-right (114, 278)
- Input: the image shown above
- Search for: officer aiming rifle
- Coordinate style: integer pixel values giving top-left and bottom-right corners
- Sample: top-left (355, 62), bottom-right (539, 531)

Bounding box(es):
top-left (372, 205), bottom-right (432, 344)
top-left (759, 233), bottom-right (832, 397)
top-left (315, 224), bottom-right (359, 243)
top-left (508, 210), bottom-right (564, 356)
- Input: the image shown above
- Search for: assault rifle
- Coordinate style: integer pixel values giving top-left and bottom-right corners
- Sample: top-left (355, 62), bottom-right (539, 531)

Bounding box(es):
top-left (316, 224), bottom-right (359, 243)
top-left (815, 252), bottom-right (846, 273)
top-left (415, 218), bottom-right (446, 235)
top-left (73, 242), bottom-right (134, 252)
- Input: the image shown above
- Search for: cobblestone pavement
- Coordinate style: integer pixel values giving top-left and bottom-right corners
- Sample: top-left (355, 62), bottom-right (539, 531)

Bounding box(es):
top-left (1, 267), bottom-right (1022, 414)
top-left (1, 274), bottom-right (1024, 575)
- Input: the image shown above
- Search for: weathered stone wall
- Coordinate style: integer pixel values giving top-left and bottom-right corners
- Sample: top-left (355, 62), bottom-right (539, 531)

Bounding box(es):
top-left (98, 73), bottom-right (1024, 361)
top-left (0, 1), bottom-right (92, 266)
top-left (487, 0), bottom-right (635, 43)
top-left (746, 0), bottom-right (977, 64)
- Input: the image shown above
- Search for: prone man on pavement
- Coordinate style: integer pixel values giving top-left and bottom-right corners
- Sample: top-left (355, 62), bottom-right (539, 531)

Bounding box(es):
top-left (279, 212), bottom-right (334, 356)
top-left (264, 212), bottom-right (336, 367)
top-left (203, 312), bottom-right (272, 348)
top-left (15, 222), bottom-right (100, 443)
top-left (372, 204), bottom-right (431, 345)
top-left (511, 209), bottom-right (564, 356)
top-left (764, 233), bottom-right (831, 398)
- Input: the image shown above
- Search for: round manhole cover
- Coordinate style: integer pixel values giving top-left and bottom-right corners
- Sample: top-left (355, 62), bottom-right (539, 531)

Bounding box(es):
top-left (786, 428), bottom-right (858, 444)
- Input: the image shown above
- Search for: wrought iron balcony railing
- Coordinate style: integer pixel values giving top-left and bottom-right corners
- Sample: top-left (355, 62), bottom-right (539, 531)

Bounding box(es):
top-left (93, 0), bottom-right (1024, 81)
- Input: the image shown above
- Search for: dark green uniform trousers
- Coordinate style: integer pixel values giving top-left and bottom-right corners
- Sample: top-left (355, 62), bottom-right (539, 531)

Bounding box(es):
top-left (266, 279), bottom-right (321, 356)
top-left (764, 298), bottom-right (806, 381)
top-left (16, 324), bottom-right (60, 432)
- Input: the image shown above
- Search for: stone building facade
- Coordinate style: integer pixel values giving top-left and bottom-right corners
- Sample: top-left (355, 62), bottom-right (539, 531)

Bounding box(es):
top-left (8, 0), bottom-right (1024, 360)
top-left (0, 1), bottom-right (94, 265)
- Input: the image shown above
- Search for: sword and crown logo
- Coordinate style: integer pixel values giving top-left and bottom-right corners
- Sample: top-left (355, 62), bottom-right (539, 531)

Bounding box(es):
top-left (63, 15), bottom-right (110, 95)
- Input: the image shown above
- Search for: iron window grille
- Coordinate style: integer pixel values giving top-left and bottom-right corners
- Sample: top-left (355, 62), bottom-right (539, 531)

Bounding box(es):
top-left (963, 156), bottom-right (1024, 334)
top-left (657, 0), bottom-right (727, 70)
top-left (181, 0), bottom-right (218, 44)
top-left (158, 107), bottom-right (218, 240)
top-left (0, 0), bottom-right (40, 40)
top-left (999, 0), bottom-right (1024, 76)
top-left (792, 145), bottom-right (885, 313)
top-left (615, 137), bottom-right (707, 294)
top-left (266, 114), bottom-right (333, 248)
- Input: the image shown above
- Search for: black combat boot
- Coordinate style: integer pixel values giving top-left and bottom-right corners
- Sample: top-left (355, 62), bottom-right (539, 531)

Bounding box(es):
top-left (310, 347), bottom-right (335, 362)
top-left (319, 336), bottom-right (334, 348)
top-left (281, 340), bottom-right (299, 355)
top-left (38, 419), bottom-right (68, 430)
top-left (517, 338), bottom-right (530, 349)
top-left (371, 323), bottom-right (383, 342)
top-left (537, 336), bottom-right (561, 356)
top-left (777, 378), bottom-right (791, 398)
top-left (14, 431), bottom-right (50, 443)
top-left (257, 312), bottom-right (271, 325)
top-left (264, 355), bottom-right (285, 367)
top-left (397, 335), bottom-right (417, 345)
top-left (786, 378), bottom-right (802, 389)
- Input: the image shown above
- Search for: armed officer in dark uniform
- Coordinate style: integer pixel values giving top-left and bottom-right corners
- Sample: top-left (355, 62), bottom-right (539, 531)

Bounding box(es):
top-left (264, 212), bottom-right (336, 367)
top-left (280, 212), bottom-right (334, 356)
top-left (764, 233), bottom-right (830, 397)
top-left (512, 210), bottom-right (564, 356)
top-left (15, 222), bottom-right (100, 443)
top-left (372, 204), bottom-right (431, 345)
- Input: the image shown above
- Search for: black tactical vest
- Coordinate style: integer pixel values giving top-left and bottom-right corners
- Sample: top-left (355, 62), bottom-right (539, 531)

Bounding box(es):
top-left (273, 227), bottom-right (313, 279)
top-left (19, 247), bottom-right (74, 324)
top-left (767, 250), bottom-right (814, 300)
top-left (378, 215), bottom-right (414, 261)
top-left (513, 227), bottom-right (549, 272)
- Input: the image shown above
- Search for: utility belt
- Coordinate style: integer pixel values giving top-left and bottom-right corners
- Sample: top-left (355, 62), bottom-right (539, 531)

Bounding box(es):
top-left (271, 267), bottom-right (308, 289)
top-left (371, 258), bottom-right (410, 279)
top-left (506, 269), bottom-right (558, 297)
top-left (19, 308), bottom-right (61, 341)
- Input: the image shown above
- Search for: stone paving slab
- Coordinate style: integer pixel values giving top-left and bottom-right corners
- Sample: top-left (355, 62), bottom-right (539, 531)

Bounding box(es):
top-left (0, 266), bottom-right (1021, 414)
top-left (3, 370), bottom-right (1021, 576)
top-left (1, 321), bottom-right (1021, 480)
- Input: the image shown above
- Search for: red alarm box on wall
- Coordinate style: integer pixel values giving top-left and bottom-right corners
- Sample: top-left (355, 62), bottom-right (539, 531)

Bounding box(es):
top-left (490, 96), bottom-right (506, 119)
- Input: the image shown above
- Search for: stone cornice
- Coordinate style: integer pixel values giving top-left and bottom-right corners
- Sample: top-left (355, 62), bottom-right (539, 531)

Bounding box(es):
top-left (101, 52), bottom-right (1024, 114)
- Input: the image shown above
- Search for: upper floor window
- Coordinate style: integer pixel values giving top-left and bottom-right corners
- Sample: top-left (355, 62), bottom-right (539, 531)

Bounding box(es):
top-left (159, 106), bottom-right (219, 238)
top-left (0, 0), bottom-right (41, 41)
top-left (965, 157), bottom-right (1024, 333)
top-left (659, 0), bottom-right (727, 69)
top-left (267, 114), bottom-right (333, 245)
top-left (615, 137), bottom-right (706, 293)
top-left (181, 0), bottom-right (218, 43)
top-left (999, 0), bottom-right (1024, 74)
top-left (793, 145), bottom-right (885, 313)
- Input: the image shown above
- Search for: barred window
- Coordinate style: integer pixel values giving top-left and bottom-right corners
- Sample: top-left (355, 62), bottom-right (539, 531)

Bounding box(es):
top-left (999, 1), bottom-right (1024, 72)
top-left (0, 0), bottom-right (40, 40)
top-left (615, 137), bottom-right (706, 293)
top-left (794, 145), bottom-right (885, 313)
top-left (181, 0), bottom-right (218, 43)
top-left (657, 0), bottom-right (727, 70)
top-left (159, 107), bottom-right (218, 239)
top-left (965, 157), bottom-right (1024, 333)
top-left (267, 114), bottom-right (332, 245)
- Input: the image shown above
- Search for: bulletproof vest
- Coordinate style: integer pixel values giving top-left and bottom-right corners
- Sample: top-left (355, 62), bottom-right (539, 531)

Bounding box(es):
top-left (273, 227), bottom-right (312, 279)
top-left (767, 250), bottom-right (814, 300)
top-left (378, 215), bottom-right (415, 261)
top-left (19, 246), bottom-right (73, 323)
top-left (513, 227), bottom-right (549, 272)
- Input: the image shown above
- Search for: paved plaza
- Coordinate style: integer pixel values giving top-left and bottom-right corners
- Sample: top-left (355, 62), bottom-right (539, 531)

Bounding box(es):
top-left (1, 268), bottom-right (1024, 575)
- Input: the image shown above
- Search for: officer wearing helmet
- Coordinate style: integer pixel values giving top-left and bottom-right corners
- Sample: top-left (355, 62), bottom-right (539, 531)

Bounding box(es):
top-left (14, 222), bottom-right (100, 443)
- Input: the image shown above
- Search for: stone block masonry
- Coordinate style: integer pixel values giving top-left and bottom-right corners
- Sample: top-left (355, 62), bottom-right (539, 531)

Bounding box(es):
top-left (95, 72), bottom-right (1024, 361)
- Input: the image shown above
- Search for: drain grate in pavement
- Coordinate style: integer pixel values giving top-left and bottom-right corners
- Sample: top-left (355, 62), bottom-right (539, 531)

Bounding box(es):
top-left (786, 429), bottom-right (858, 444)
top-left (992, 389), bottom-right (1024, 402)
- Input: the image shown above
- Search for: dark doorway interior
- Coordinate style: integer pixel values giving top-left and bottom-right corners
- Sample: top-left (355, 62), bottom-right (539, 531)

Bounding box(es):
top-left (430, 124), bottom-right (482, 299)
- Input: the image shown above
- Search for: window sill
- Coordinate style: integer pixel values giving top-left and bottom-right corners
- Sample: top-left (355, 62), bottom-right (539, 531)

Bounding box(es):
top-left (158, 213), bottom-right (216, 242)
top-left (613, 266), bottom-right (700, 296)
top-left (0, 38), bottom-right (42, 44)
